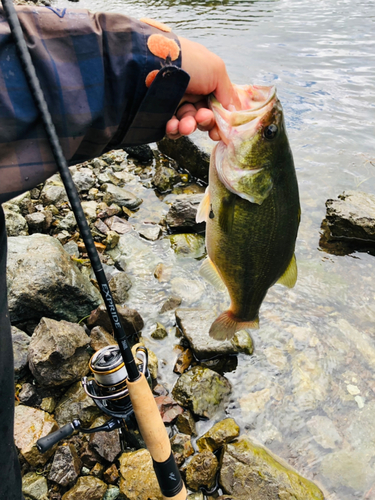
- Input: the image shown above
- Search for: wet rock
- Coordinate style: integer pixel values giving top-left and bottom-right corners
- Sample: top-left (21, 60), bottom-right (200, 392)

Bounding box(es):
top-left (63, 240), bottom-right (79, 257)
top-left (25, 212), bottom-right (49, 234)
top-left (220, 436), bottom-right (324, 500)
top-left (28, 317), bottom-right (90, 387)
top-left (155, 395), bottom-right (184, 424)
top-left (171, 433), bottom-right (194, 466)
top-left (119, 449), bottom-right (162, 500)
top-left (72, 167), bottom-right (96, 192)
top-left (95, 219), bottom-right (110, 235)
top-left (160, 295), bottom-right (182, 313)
top-left (87, 304), bottom-right (144, 336)
top-left (48, 444), bottom-right (82, 486)
top-left (90, 326), bottom-right (117, 351)
top-left (176, 410), bottom-right (197, 436)
top-left (54, 381), bottom-right (102, 427)
top-left (7, 234), bottom-right (101, 323)
top-left (10, 191), bottom-right (35, 216)
top-left (124, 145), bottom-right (154, 163)
top-left (176, 308), bottom-right (253, 360)
top-left (19, 382), bottom-right (42, 407)
top-left (3, 203), bottom-right (28, 236)
top-left (103, 486), bottom-right (120, 500)
top-left (168, 233), bottom-right (206, 259)
top-left (102, 184), bottom-right (142, 210)
top-left (104, 230), bottom-right (120, 249)
top-left (165, 194), bottom-right (206, 233)
top-left (171, 277), bottom-right (205, 305)
top-left (151, 322), bottom-right (168, 340)
top-left (173, 347), bottom-right (193, 374)
top-left (80, 442), bottom-right (102, 468)
top-left (14, 405), bottom-right (58, 466)
top-left (89, 416), bottom-right (122, 462)
top-left (172, 366), bottom-right (232, 418)
top-left (22, 471), bottom-right (48, 500)
top-left (105, 215), bottom-right (132, 234)
top-left (81, 200), bottom-right (98, 221)
top-left (61, 476), bottom-right (107, 500)
top-left (137, 223), bottom-right (162, 241)
top-left (196, 418), bottom-right (240, 452)
top-left (185, 450), bottom-right (219, 492)
top-left (306, 415), bottom-right (342, 449)
top-left (12, 325), bottom-right (31, 379)
top-left (153, 262), bottom-right (172, 282)
top-left (91, 462), bottom-right (105, 478)
top-left (109, 272), bottom-right (132, 304)
top-left (158, 136), bottom-right (210, 183)
top-left (152, 164), bottom-right (181, 193)
top-left (57, 211), bottom-right (77, 232)
top-left (40, 396), bottom-right (56, 413)
top-left (103, 464), bottom-right (120, 485)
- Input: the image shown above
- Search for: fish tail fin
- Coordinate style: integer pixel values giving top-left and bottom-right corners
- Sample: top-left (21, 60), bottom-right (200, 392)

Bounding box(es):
top-left (209, 311), bottom-right (259, 341)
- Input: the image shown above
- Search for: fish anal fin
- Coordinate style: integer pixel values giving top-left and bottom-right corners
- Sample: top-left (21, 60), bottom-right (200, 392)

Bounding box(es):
top-left (209, 311), bottom-right (259, 341)
top-left (196, 187), bottom-right (210, 223)
top-left (218, 193), bottom-right (236, 234)
top-left (199, 257), bottom-right (226, 292)
top-left (276, 254), bottom-right (297, 289)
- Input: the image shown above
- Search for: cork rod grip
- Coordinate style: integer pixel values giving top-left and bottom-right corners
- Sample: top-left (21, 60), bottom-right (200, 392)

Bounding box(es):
top-left (127, 373), bottom-right (187, 500)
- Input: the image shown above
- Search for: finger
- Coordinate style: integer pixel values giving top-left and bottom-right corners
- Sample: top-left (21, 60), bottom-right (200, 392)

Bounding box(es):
top-left (166, 116), bottom-right (180, 137)
top-left (178, 115), bottom-right (197, 136)
top-left (176, 102), bottom-right (198, 120)
top-left (195, 108), bottom-right (215, 131)
top-left (208, 125), bottom-right (221, 142)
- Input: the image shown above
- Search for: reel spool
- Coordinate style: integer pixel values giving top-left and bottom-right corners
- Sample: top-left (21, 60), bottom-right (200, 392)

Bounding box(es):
top-left (82, 345), bottom-right (150, 419)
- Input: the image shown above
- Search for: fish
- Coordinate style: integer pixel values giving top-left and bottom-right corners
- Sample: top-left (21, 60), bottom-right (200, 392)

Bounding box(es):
top-left (196, 84), bottom-right (300, 340)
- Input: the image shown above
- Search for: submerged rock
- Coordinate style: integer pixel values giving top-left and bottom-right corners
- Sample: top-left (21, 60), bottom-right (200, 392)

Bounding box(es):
top-left (119, 449), bottom-right (162, 500)
top-left (62, 476), bottom-right (107, 500)
top-left (28, 317), bottom-right (90, 387)
top-left (168, 233), bottom-right (206, 259)
top-left (14, 405), bottom-right (58, 466)
top-left (172, 365), bottom-right (232, 418)
top-left (196, 418), bottom-right (240, 452)
top-left (185, 450), bottom-right (219, 492)
top-left (220, 436), bottom-right (325, 500)
top-left (176, 308), bottom-right (253, 359)
top-left (7, 234), bottom-right (101, 323)
top-left (48, 444), bottom-right (82, 486)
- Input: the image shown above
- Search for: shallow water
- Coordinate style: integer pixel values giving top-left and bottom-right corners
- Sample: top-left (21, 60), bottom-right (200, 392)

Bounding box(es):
top-left (54, 0), bottom-right (375, 497)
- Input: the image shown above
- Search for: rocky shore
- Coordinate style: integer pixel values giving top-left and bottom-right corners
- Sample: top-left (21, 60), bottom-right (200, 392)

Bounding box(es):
top-left (6, 143), bottom-right (325, 499)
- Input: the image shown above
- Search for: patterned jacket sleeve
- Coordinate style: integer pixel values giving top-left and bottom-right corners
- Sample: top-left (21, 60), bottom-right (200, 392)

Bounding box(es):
top-left (0, 6), bottom-right (189, 203)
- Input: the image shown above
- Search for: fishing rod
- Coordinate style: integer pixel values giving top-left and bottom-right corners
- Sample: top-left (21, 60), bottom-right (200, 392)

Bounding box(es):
top-left (1, 1), bottom-right (186, 498)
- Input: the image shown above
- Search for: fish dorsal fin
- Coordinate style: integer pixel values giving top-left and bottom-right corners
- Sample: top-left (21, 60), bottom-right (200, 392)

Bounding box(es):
top-left (219, 193), bottom-right (236, 234)
top-left (199, 257), bottom-right (227, 292)
top-left (276, 254), bottom-right (297, 288)
top-left (196, 187), bottom-right (210, 223)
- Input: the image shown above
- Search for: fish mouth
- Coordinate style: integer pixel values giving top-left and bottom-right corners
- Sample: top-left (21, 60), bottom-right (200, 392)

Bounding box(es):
top-left (210, 84), bottom-right (278, 140)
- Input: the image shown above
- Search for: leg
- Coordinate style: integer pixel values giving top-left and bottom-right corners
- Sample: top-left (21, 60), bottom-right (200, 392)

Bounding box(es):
top-left (0, 206), bottom-right (23, 500)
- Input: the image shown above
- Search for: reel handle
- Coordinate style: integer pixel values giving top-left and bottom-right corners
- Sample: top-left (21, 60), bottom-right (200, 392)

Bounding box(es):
top-left (36, 420), bottom-right (80, 453)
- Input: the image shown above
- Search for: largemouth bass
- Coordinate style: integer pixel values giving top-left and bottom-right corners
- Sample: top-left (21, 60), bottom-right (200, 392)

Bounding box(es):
top-left (196, 84), bottom-right (300, 340)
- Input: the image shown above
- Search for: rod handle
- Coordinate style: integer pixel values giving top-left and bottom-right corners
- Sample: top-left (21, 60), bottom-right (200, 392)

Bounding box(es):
top-left (127, 373), bottom-right (187, 499)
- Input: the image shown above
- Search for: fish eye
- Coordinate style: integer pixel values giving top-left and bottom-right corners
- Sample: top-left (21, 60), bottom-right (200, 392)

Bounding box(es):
top-left (264, 124), bottom-right (278, 140)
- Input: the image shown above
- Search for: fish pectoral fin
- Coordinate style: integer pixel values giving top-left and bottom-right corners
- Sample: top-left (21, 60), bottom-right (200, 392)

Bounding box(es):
top-left (218, 193), bottom-right (236, 234)
top-left (196, 187), bottom-right (211, 223)
top-left (199, 257), bottom-right (227, 292)
top-left (276, 254), bottom-right (297, 288)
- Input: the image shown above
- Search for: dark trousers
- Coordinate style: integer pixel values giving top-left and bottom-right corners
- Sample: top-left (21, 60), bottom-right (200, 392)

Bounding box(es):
top-left (0, 206), bottom-right (23, 499)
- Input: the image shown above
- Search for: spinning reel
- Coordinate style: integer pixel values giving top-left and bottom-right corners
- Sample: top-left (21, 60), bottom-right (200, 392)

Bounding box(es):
top-left (37, 345), bottom-right (151, 453)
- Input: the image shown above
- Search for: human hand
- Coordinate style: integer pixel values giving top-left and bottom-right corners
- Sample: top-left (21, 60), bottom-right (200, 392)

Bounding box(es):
top-left (165, 37), bottom-right (240, 141)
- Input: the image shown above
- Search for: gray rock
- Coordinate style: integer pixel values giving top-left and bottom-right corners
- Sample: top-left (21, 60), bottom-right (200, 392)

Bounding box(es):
top-left (81, 200), bottom-right (98, 221)
top-left (102, 184), bottom-right (142, 209)
top-left (220, 436), bottom-right (324, 500)
top-left (40, 174), bottom-right (68, 205)
top-left (48, 444), bottom-right (82, 486)
top-left (61, 476), bottom-right (107, 500)
top-left (172, 365), bottom-right (232, 418)
top-left (103, 486), bottom-right (120, 500)
top-left (168, 233), bottom-right (206, 259)
top-left (9, 191), bottom-right (35, 216)
top-left (324, 191), bottom-right (375, 243)
top-left (105, 215), bottom-right (132, 234)
top-left (152, 165), bottom-right (181, 193)
top-left (165, 194), bottom-right (206, 233)
top-left (72, 167), bottom-right (96, 192)
top-left (160, 295), bottom-right (182, 313)
top-left (185, 450), bottom-right (219, 492)
top-left (28, 317), bottom-right (90, 387)
top-left (57, 211), bottom-right (77, 232)
top-left (89, 416), bottom-right (122, 462)
top-left (54, 381), bottom-right (102, 427)
top-left (158, 136), bottom-right (210, 183)
top-left (7, 234), bottom-right (101, 323)
top-left (196, 418), bottom-right (240, 452)
top-left (25, 212), bottom-right (49, 234)
top-left (3, 204), bottom-right (28, 236)
top-left (22, 471), bottom-right (48, 500)
top-left (12, 325), bottom-right (31, 379)
top-left (108, 272), bottom-right (132, 304)
top-left (87, 304), bottom-right (144, 336)
top-left (63, 240), bottom-right (79, 257)
top-left (19, 382), bottom-right (42, 406)
top-left (176, 308), bottom-right (253, 360)
top-left (137, 223), bottom-right (162, 241)
top-left (90, 326), bottom-right (117, 351)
